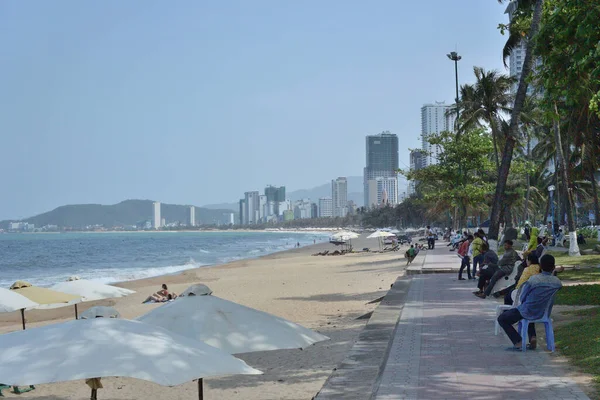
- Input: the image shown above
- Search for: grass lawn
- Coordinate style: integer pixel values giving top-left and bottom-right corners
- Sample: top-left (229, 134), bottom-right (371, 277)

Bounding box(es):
top-left (560, 268), bottom-right (600, 282)
top-left (556, 284), bottom-right (600, 306)
top-left (555, 307), bottom-right (600, 390)
top-left (549, 251), bottom-right (600, 267)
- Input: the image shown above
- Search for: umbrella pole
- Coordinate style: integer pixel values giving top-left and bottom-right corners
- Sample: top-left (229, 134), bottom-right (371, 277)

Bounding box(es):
top-left (75, 304), bottom-right (78, 319)
top-left (90, 388), bottom-right (97, 400)
top-left (198, 378), bottom-right (204, 400)
top-left (20, 308), bottom-right (25, 330)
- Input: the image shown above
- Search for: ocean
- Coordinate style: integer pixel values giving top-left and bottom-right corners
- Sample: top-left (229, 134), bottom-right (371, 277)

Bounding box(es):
top-left (0, 231), bottom-right (327, 288)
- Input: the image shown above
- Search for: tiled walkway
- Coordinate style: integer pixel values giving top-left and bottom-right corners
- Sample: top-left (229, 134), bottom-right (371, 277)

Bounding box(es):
top-left (374, 249), bottom-right (590, 400)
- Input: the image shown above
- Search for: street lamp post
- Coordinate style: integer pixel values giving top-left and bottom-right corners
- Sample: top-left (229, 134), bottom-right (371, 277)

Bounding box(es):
top-left (447, 51), bottom-right (462, 231)
top-left (447, 51), bottom-right (462, 132)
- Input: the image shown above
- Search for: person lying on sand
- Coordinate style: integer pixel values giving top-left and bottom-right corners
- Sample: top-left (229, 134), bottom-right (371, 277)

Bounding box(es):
top-left (143, 292), bottom-right (175, 304)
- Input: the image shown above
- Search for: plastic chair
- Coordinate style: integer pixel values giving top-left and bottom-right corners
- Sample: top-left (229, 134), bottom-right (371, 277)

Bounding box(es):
top-left (494, 304), bottom-right (512, 335)
top-left (517, 291), bottom-right (559, 352)
top-left (494, 288), bottom-right (521, 335)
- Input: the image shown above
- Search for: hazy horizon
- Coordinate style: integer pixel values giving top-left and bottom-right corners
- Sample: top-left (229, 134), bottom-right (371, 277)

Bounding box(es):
top-left (0, 1), bottom-right (507, 220)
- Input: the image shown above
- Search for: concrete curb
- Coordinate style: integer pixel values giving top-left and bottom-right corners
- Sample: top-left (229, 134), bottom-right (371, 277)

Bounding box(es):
top-left (313, 275), bottom-right (412, 400)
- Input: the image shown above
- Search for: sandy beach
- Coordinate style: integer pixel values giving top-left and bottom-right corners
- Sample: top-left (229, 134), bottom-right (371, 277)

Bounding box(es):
top-left (0, 237), bottom-right (409, 400)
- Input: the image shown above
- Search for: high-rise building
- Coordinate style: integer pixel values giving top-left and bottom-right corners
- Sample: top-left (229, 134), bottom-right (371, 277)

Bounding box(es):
top-left (421, 103), bottom-right (456, 166)
top-left (364, 131), bottom-right (399, 206)
top-left (408, 149), bottom-right (425, 195)
top-left (367, 177), bottom-right (399, 207)
top-left (239, 199), bottom-right (246, 225)
top-left (153, 202), bottom-right (161, 229)
top-left (332, 177), bottom-right (348, 218)
top-left (244, 191), bottom-right (260, 225)
top-left (504, 1), bottom-right (542, 95)
top-left (311, 203), bottom-right (318, 219)
top-left (188, 206), bottom-right (195, 227)
top-left (259, 195), bottom-right (267, 222)
top-left (265, 185), bottom-right (286, 215)
top-left (293, 199), bottom-right (312, 219)
top-left (318, 197), bottom-right (333, 218)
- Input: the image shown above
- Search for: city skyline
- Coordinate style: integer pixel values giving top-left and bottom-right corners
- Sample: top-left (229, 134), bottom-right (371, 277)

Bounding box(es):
top-left (0, 1), bottom-right (508, 221)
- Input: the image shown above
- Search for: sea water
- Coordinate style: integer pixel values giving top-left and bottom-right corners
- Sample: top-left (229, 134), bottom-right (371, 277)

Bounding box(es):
top-left (0, 231), bottom-right (327, 287)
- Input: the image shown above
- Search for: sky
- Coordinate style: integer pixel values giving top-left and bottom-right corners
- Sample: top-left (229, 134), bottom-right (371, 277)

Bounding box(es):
top-left (0, 0), bottom-right (509, 220)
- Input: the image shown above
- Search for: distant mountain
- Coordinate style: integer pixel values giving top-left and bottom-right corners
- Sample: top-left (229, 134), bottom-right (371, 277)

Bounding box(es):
top-left (0, 200), bottom-right (235, 229)
top-left (202, 176), bottom-right (365, 210)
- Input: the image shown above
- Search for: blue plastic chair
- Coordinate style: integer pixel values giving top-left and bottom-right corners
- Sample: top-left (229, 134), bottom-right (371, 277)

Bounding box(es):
top-left (517, 290), bottom-right (559, 352)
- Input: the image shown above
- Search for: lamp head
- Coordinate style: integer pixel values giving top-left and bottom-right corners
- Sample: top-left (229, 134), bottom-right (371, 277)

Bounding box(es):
top-left (447, 51), bottom-right (461, 61)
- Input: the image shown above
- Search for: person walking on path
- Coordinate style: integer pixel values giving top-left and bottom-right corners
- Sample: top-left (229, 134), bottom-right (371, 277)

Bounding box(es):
top-left (426, 226), bottom-right (435, 249)
top-left (457, 235), bottom-right (474, 280)
top-left (497, 254), bottom-right (562, 350)
top-left (475, 240), bottom-right (520, 299)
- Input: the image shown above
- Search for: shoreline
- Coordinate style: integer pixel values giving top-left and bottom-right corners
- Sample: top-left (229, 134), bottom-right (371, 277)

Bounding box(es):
top-left (2, 228), bottom-right (343, 235)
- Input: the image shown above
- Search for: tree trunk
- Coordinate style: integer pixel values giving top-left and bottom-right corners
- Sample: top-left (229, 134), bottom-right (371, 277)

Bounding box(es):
top-left (488, 0), bottom-right (545, 249)
top-left (553, 105), bottom-right (580, 256)
top-left (523, 132), bottom-right (531, 222)
top-left (489, 115), bottom-right (501, 173)
top-left (590, 167), bottom-right (600, 225)
top-left (543, 194), bottom-right (550, 225)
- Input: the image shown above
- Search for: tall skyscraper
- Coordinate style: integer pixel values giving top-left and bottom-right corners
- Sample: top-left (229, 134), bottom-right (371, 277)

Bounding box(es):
top-left (189, 206), bottom-right (195, 227)
top-left (244, 191), bottom-right (260, 225)
top-left (408, 149), bottom-right (425, 195)
top-left (318, 197), bottom-right (333, 218)
top-left (239, 199), bottom-right (246, 225)
top-left (332, 177), bottom-right (348, 218)
top-left (152, 202), bottom-right (161, 229)
top-left (364, 131), bottom-right (399, 207)
top-left (259, 195), bottom-right (267, 222)
top-left (264, 185), bottom-right (286, 215)
top-left (504, 1), bottom-right (542, 96)
top-left (421, 103), bottom-right (456, 166)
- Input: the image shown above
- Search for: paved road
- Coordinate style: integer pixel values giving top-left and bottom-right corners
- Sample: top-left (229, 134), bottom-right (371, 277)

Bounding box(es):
top-left (374, 247), bottom-right (590, 400)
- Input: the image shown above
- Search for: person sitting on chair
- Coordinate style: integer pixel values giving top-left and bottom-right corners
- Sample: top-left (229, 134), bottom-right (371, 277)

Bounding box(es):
top-left (497, 254), bottom-right (562, 351)
top-left (475, 240), bottom-right (520, 299)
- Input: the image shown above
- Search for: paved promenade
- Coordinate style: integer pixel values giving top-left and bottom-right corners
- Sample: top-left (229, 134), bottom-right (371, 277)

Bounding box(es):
top-left (374, 247), bottom-right (590, 400)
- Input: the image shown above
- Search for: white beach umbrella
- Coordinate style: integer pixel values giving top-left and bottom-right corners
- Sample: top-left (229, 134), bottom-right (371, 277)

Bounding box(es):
top-left (367, 230), bottom-right (396, 251)
top-left (137, 287), bottom-right (328, 398)
top-left (137, 295), bottom-right (329, 354)
top-left (367, 230), bottom-right (396, 239)
top-left (0, 288), bottom-right (39, 330)
top-left (331, 231), bottom-right (359, 240)
top-left (51, 279), bottom-right (135, 302)
top-left (79, 306), bottom-right (120, 319)
top-left (0, 318), bottom-right (261, 399)
top-left (180, 284), bottom-right (212, 297)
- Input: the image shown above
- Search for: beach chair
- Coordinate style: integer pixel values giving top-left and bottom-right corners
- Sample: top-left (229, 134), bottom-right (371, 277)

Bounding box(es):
top-left (0, 384), bottom-right (35, 396)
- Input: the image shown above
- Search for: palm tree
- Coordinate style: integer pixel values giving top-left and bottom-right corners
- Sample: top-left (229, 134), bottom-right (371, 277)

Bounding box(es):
top-left (553, 103), bottom-right (580, 255)
top-left (488, 0), bottom-right (545, 244)
top-left (459, 68), bottom-right (515, 171)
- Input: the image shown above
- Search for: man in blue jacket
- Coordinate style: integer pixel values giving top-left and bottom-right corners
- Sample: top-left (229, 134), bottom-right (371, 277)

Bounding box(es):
top-left (497, 254), bottom-right (562, 350)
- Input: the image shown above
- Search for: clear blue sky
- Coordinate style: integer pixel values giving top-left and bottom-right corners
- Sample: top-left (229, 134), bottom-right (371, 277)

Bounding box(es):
top-left (0, 0), bottom-right (509, 220)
